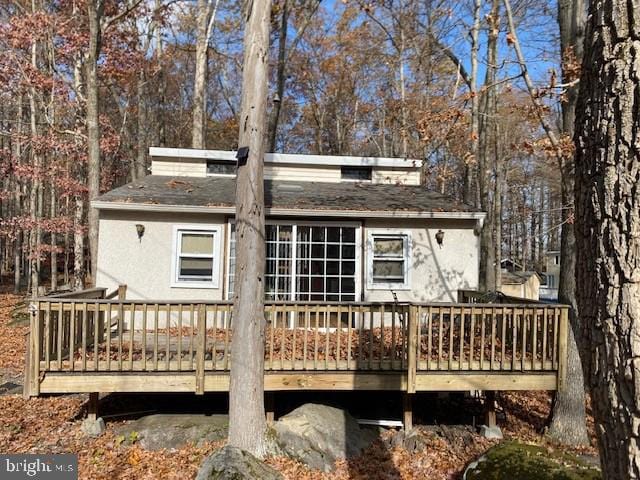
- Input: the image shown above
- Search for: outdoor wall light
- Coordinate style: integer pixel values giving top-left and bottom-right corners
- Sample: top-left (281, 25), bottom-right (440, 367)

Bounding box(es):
top-left (135, 224), bottom-right (145, 242)
top-left (435, 229), bottom-right (445, 248)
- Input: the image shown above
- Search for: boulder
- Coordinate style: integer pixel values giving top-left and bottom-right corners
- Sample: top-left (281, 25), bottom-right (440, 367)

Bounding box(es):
top-left (117, 414), bottom-right (228, 451)
top-left (463, 441), bottom-right (601, 480)
top-left (273, 403), bottom-right (377, 472)
top-left (196, 446), bottom-right (283, 480)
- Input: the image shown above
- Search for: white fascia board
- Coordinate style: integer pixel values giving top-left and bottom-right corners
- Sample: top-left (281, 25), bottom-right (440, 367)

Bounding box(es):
top-left (149, 146), bottom-right (422, 169)
top-left (92, 200), bottom-right (485, 220)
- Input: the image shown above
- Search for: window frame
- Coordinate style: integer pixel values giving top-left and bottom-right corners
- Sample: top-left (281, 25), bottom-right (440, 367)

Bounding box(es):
top-left (367, 230), bottom-right (412, 290)
top-left (171, 224), bottom-right (222, 289)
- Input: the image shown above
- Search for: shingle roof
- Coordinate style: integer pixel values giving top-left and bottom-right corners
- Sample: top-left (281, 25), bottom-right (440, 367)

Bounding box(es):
top-left (501, 270), bottom-right (540, 285)
top-left (94, 175), bottom-right (481, 214)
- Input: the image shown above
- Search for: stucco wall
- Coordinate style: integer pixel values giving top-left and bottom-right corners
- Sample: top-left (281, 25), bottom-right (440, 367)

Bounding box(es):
top-left (363, 218), bottom-right (480, 303)
top-left (96, 211), bottom-right (480, 303)
top-left (96, 210), bottom-right (227, 300)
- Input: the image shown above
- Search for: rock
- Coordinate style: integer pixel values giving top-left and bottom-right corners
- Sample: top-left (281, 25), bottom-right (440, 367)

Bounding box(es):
top-left (273, 403), bottom-right (377, 472)
top-left (81, 417), bottom-right (106, 437)
top-left (479, 425), bottom-right (503, 440)
top-left (196, 446), bottom-right (283, 480)
top-left (117, 414), bottom-right (228, 451)
top-left (402, 428), bottom-right (431, 453)
top-left (463, 441), bottom-right (602, 480)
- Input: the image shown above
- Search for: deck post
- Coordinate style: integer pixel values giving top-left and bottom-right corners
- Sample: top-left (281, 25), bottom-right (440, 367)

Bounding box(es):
top-left (484, 390), bottom-right (496, 428)
top-left (557, 307), bottom-right (569, 392)
top-left (403, 393), bottom-right (414, 431)
top-left (28, 302), bottom-right (41, 397)
top-left (265, 392), bottom-right (275, 423)
top-left (117, 285), bottom-right (127, 300)
top-left (87, 392), bottom-right (99, 421)
top-left (195, 304), bottom-right (206, 395)
top-left (407, 305), bottom-right (418, 394)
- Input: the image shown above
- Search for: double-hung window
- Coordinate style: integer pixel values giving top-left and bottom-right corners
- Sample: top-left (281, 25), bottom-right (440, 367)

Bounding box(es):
top-left (172, 226), bottom-right (221, 288)
top-left (368, 232), bottom-right (411, 289)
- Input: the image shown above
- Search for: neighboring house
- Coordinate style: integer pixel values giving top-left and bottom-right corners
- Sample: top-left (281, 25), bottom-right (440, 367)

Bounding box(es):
top-left (499, 270), bottom-right (541, 301)
top-left (500, 258), bottom-right (524, 273)
top-left (92, 147), bottom-right (486, 304)
top-left (540, 250), bottom-right (560, 301)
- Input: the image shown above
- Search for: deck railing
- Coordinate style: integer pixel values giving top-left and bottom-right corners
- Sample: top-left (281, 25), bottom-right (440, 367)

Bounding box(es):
top-left (26, 299), bottom-right (568, 395)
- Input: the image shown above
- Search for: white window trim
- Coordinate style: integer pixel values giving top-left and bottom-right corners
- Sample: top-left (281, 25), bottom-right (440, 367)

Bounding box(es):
top-left (226, 220), bottom-right (362, 301)
top-left (367, 229), bottom-right (412, 290)
top-left (171, 224), bottom-right (222, 289)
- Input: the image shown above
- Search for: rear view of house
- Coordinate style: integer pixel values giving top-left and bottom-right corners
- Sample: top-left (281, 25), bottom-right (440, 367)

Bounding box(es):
top-left (93, 148), bottom-right (485, 304)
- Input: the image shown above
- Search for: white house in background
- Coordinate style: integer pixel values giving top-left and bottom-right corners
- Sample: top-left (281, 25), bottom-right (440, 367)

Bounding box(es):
top-left (499, 270), bottom-right (541, 301)
top-left (92, 147), bottom-right (485, 303)
top-left (540, 250), bottom-right (560, 301)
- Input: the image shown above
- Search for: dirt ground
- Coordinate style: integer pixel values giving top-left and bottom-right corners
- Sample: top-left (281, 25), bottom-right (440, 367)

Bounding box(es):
top-left (0, 291), bottom-right (598, 479)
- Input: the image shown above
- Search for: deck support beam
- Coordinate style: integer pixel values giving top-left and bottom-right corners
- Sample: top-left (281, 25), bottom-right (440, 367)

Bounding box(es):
top-left (484, 390), bottom-right (496, 428)
top-left (403, 393), bottom-right (413, 431)
top-left (265, 392), bottom-right (275, 423)
top-left (87, 392), bottom-right (99, 421)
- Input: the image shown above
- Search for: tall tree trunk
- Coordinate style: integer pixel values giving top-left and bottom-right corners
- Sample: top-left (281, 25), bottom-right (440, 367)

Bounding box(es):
top-left (548, 0), bottom-right (589, 446)
top-left (267, 0), bottom-right (288, 153)
top-left (29, 36), bottom-right (41, 297)
top-left (574, 0), bottom-right (640, 477)
top-left (464, 0), bottom-right (481, 206)
top-left (13, 94), bottom-right (23, 293)
top-left (135, 71), bottom-right (148, 179)
top-left (478, 0), bottom-right (499, 292)
top-left (192, 0), bottom-right (218, 149)
top-left (228, 0), bottom-right (272, 458)
top-left (85, 0), bottom-right (104, 284)
top-left (50, 184), bottom-right (57, 291)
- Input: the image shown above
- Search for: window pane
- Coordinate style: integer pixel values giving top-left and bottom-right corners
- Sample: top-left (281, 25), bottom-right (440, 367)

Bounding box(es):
top-left (311, 244), bottom-right (325, 258)
top-left (327, 227), bottom-right (340, 242)
top-left (278, 226), bottom-right (293, 241)
top-left (327, 278), bottom-right (340, 293)
top-left (372, 260), bottom-right (404, 279)
top-left (297, 259), bottom-right (309, 275)
top-left (207, 160), bottom-right (235, 175)
top-left (342, 228), bottom-right (356, 243)
top-left (296, 276), bottom-right (309, 293)
top-left (327, 244), bottom-right (340, 259)
top-left (341, 166), bottom-right (372, 180)
top-left (297, 226), bottom-right (310, 242)
top-left (373, 237), bottom-right (403, 257)
top-left (311, 260), bottom-right (324, 275)
top-left (181, 233), bottom-right (213, 255)
top-left (266, 225), bottom-right (277, 241)
top-left (312, 227), bottom-right (325, 242)
top-left (342, 245), bottom-right (355, 259)
top-left (326, 261), bottom-right (340, 275)
top-left (179, 257), bottom-right (213, 277)
top-left (342, 277), bottom-right (355, 293)
top-left (342, 261), bottom-right (355, 275)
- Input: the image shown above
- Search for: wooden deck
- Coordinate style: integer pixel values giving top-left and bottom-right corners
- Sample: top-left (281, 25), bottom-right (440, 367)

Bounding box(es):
top-left (24, 291), bottom-right (569, 399)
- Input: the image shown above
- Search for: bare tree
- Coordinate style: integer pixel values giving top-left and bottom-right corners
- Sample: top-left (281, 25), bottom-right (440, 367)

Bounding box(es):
top-left (547, 0), bottom-right (589, 446)
top-left (192, 0), bottom-right (220, 149)
top-left (574, 0), bottom-right (640, 477)
top-left (228, 0), bottom-right (272, 458)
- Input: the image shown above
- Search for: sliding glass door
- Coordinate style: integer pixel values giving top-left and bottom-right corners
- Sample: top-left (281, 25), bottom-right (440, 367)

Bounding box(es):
top-left (227, 222), bottom-right (360, 301)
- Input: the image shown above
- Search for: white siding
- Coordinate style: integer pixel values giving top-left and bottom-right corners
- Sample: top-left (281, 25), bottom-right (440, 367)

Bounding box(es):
top-left (151, 159), bottom-right (206, 177)
top-left (372, 169), bottom-right (421, 185)
top-left (96, 210), bottom-right (226, 300)
top-left (363, 218), bottom-right (480, 302)
top-left (150, 158), bottom-right (421, 185)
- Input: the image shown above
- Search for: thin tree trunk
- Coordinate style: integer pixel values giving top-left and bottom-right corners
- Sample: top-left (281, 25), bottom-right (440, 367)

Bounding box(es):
top-left (192, 0), bottom-right (219, 149)
top-left (73, 197), bottom-right (85, 290)
top-left (478, 0), bottom-right (499, 292)
top-left (135, 71), bottom-right (148, 179)
top-left (50, 184), bottom-right (57, 291)
top-left (85, 0), bottom-right (103, 284)
top-left (13, 94), bottom-right (23, 293)
top-left (465, 0), bottom-right (481, 206)
top-left (228, 0), bottom-right (272, 458)
top-left (267, 0), bottom-right (288, 153)
top-left (548, 0), bottom-right (589, 446)
top-left (574, 0), bottom-right (640, 476)
top-left (29, 35), bottom-right (40, 297)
